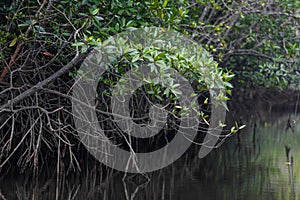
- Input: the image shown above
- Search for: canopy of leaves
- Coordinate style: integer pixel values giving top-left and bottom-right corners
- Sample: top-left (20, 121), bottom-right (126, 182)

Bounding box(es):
top-left (0, 0), bottom-right (299, 89)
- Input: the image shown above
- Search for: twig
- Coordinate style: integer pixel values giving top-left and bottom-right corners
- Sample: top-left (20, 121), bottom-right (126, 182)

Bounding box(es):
top-left (0, 190), bottom-right (7, 200)
top-left (0, 116), bottom-right (41, 169)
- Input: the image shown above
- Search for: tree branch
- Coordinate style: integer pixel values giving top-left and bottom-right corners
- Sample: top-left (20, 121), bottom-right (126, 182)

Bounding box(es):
top-left (0, 53), bottom-right (88, 111)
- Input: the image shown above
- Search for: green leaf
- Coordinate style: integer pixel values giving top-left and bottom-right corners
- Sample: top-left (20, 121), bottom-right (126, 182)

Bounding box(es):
top-left (18, 23), bottom-right (29, 27)
top-left (92, 8), bottom-right (99, 15)
top-left (231, 126), bottom-right (237, 133)
top-left (81, 44), bottom-right (88, 53)
top-left (9, 38), bottom-right (18, 47)
top-left (163, 0), bottom-right (168, 7)
top-left (72, 42), bottom-right (85, 47)
top-left (34, 25), bottom-right (45, 32)
top-left (239, 125), bottom-right (246, 130)
top-left (143, 54), bottom-right (154, 62)
top-left (172, 89), bottom-right (182, 95)
top-left (149, 63), bottom-right (158, 73)
top-left (132, 54), bottom-right (140, 62)
top-left (163, 88), bottom-right (170, 96)
top-left (155, 95), bottom-right (163, 101)
top-left (95, 16), bottom-right (104, 21)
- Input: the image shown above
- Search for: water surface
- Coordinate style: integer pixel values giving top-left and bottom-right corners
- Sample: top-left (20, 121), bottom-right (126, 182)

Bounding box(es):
top-left (0, 108), bottom-right (299, 200)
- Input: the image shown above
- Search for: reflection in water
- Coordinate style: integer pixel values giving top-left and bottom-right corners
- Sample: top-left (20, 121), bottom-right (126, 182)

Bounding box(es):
top-left (0, 111), bottom-right (299, 200)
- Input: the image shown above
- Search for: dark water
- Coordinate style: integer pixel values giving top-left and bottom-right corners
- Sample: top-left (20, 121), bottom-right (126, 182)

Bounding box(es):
top-left (0, 109), bottom-right (299, 200)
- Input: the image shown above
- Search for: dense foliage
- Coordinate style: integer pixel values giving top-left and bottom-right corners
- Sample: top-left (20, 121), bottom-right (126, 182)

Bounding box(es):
top-left (0, 0), bottom-right (299, 87)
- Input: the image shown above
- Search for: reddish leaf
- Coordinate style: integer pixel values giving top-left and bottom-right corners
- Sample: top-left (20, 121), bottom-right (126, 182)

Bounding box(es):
top-left (43, 52), bottom-right (53, 57)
